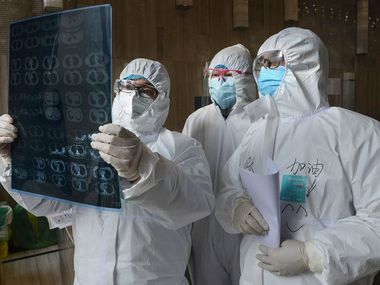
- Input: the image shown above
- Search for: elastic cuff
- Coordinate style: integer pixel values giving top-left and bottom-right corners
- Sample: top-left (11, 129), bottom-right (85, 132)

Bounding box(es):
top-left (231, 197), bottom-right (250, 217)
top-left (128, 174), bottom-right (141, 183)
top-left (304, 241), bottom-right (323, 273)
top-left (0, 158), bottom-right (11, 183)
top-left (0, 155), bottom-right (11, 167)
top-left (232, 197), bottom-right (250, 209)
top-left (122, 148), bottom-right (159, 199)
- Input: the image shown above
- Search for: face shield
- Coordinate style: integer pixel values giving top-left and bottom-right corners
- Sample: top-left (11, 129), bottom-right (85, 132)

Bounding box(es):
top-left (253, 50), bottom-right (287, 97)
top-left (206, 66), bottom-right (252, 81)
top-left (253, 50), bottom-right (285, 80)
top-left (205, 65), bottom-right (251, 110)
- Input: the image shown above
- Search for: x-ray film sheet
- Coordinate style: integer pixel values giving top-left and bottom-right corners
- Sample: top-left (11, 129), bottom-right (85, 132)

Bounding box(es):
top-left (8, 5), bottom-right (121, 209)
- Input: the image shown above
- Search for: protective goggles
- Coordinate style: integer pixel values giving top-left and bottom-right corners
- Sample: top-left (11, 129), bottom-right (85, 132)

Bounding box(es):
top-left (253, 50), bottom-right (285, 79)
top-left (114, 79), bottom-right (158, 99)
top-left (205, 68), bottom-right (251, 80)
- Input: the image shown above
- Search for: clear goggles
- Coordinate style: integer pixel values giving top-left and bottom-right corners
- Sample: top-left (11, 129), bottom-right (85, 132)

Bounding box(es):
top-left (253, 50), bottom-right (285, 79)
top-left (204, 67), bottom-right (251, 80)
top-left (114, 79), bottom-right (158, 100)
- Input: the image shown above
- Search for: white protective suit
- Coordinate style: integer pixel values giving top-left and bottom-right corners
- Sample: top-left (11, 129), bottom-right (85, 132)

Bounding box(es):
top-left (215, 28), bottom-right (380, 285)
top-left (183, 44), bottom-right (257, 285)
top-left (0, 58), bottom-right (214, 285)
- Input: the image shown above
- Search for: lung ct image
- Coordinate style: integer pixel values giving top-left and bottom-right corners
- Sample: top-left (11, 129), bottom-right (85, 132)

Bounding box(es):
top-left (8, 5), bottom-right (121, 209)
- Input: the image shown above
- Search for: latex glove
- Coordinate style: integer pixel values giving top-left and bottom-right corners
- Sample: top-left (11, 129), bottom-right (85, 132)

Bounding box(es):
top-left (256, 239), bottom-right (309, 276)
top-left (232, 197), bottom-right (269, 235)
top-left (90, 124), bottom-right (143, 182)
top-left (0, 114), bottom-right (17, 158)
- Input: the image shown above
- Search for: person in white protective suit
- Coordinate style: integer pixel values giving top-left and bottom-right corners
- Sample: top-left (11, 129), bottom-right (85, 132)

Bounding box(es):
top-left (182, 44), bottom-right (260, 285)
top-left (0, 58), bottom-right (215, 285)
top-left (215, 27), bottom-right (380, 285)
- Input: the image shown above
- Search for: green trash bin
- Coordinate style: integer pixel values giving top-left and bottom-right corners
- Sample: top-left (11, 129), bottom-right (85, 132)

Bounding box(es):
top-left (0, 202), bottom-right (12, 258)
top-left (11, 204), bottom-right (58, 250)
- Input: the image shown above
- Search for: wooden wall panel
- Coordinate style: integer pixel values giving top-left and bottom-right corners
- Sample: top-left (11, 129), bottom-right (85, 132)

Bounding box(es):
top-left (195, 0), bottom-right (210, 62)
top-left (165, 60), bottom-right (204, 130)
top-left (377, 69), bottom-right (380, 120)
top-left (209, 0), bottom-right (233, 55)
top-left (176, 0), bottom-right (194, 9)
top-left (0, 0), bottom-right (379, 283)
top-left (248, 0), bottom-right (265, 54)
top-left (289, 0), bottom-right (380, 121)
top-left (284, 0), bottom-right (298, 22)
top-left (264, 0), bottom-right (284, 36)
top-left (2, 247), bottom-right (74, 285)
top-left (139, 1), bottom-right (158, 59)
top-left (182, 8), bottom-right (199, 60)
top-left (355, 57), bottom-right (369, 116)
top-left (355, 56), bottom-right (378, 119)
top-left (357, 0), bottom-right (368, 54)
top-left (2, 258), bottom-right (41, 285)
top-left (1, 0), bottom-right (380, 130)
top-left (233, 0), bottom-right (249, 30)
top-left (0, 55), bottom-right (8, 115)
top-left (165, 2), bottom-right (186, 61)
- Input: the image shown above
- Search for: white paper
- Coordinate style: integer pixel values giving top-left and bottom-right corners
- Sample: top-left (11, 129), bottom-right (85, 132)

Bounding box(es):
top-left (239, 158), bottom-right (280, 247)
top-left (47, 209), bottom-right (73, 229)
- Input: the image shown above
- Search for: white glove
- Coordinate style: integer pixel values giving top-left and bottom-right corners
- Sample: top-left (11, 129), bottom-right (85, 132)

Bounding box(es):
top-left (0, 114), bottom-right (17, 158)
top-left (232, 197), bottom-right (269, 235)
top-left (91, 124), bottom-right (145, 182)
top-left (257, 239), bottom-right (311, 276)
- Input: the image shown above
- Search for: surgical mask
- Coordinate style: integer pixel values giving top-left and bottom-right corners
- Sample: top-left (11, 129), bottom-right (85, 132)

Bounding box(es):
top-left (257, 66), bottom-right (286, 97)
top-left (117, 90), bottom-right (154, 118)
top-left (209, 77), bottom-right (236, 110)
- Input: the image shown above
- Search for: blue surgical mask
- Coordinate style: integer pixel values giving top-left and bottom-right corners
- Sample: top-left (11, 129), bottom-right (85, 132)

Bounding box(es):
top-left (257, 66), bottom-right (286, 97)
top-left (209, 77), bottom-right (236, 110)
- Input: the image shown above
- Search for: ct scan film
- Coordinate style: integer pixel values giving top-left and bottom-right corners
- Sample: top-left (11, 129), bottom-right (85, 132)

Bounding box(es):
top-left (8, 5), bottom-right (121, 209)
